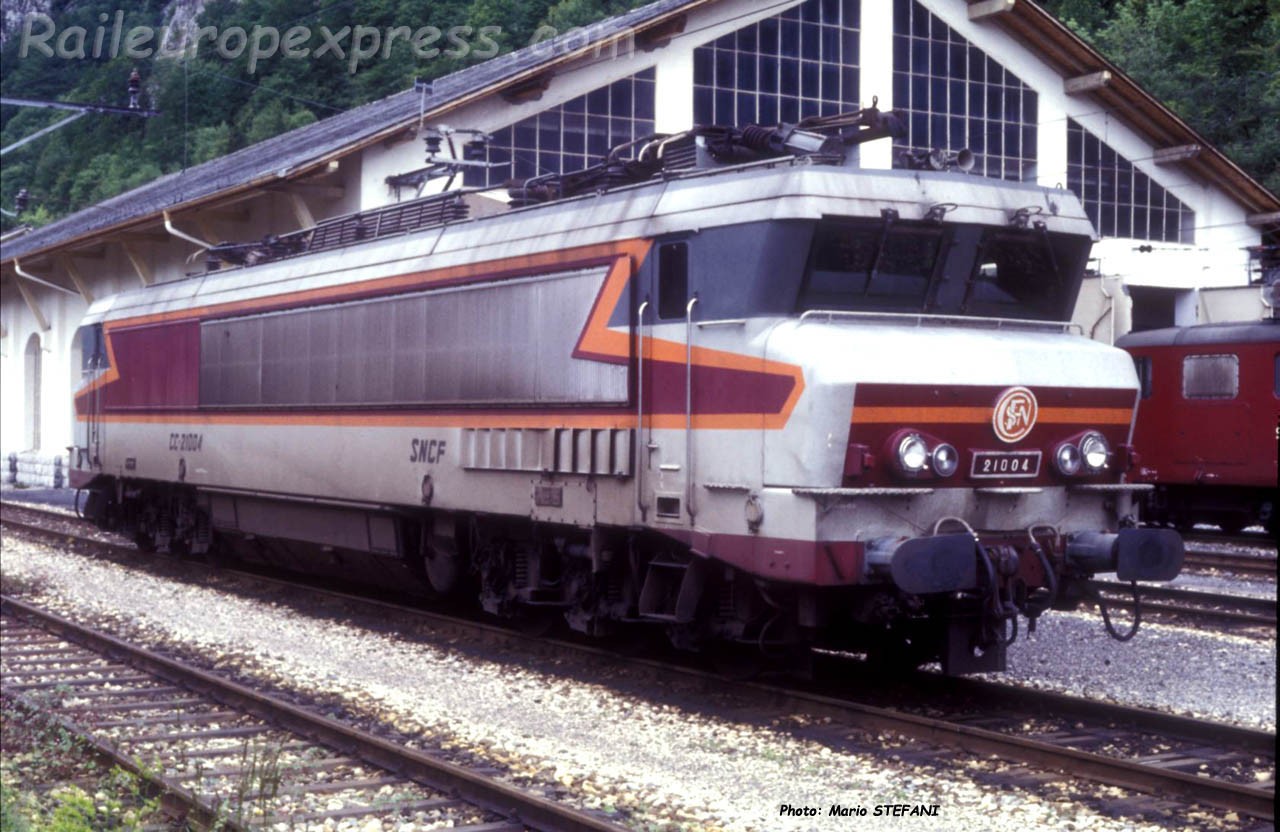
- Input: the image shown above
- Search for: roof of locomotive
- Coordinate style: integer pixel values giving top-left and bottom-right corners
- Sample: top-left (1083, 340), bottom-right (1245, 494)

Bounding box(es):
top-left (79, 158), bottom-right (1097, 326)
top-left (1117, 318), bottom-right (1280, 348)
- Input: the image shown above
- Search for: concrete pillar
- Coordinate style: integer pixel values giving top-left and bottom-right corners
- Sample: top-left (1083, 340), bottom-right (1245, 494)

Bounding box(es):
top-left (859, 0), bottom-right (895, 170)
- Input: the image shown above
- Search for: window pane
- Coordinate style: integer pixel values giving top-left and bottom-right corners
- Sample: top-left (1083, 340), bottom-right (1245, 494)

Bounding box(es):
top-left (1134, 356), bottom-right (1153, 399)
top-left (1066, 118), bottom-right (1194, 243)
top-left (691, 0), bottom-right (859, 134)
top-left (1182, 354), bottom-right (1239, 399)
top-left (658, 243), bottom-right (689, 320)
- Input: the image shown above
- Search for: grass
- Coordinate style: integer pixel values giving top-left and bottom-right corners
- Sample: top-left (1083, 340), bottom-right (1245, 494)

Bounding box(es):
top-left (1, 693), bottom-right (161, 831)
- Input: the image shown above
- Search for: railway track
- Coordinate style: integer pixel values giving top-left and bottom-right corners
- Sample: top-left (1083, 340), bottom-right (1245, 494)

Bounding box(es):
top-left (0, 594), bottom-right (627, 832)
top-left (3, 499), bottom-right (1276, 822)
top-left (1182, 548), bottom-right (1277, 579)
top-left (1182, 529), bottom-right (1277, 549)
top-left (822, 669), bottom-right (1277, 822)
top-left (1086, 579), bottom-right (1277, 630)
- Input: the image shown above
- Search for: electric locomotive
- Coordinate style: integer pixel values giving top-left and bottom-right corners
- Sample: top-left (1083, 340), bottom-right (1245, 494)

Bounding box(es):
top-left (1120, 318), bottom-right (1280, 535)
top-left (69, 107), bottom-right (1183, 674)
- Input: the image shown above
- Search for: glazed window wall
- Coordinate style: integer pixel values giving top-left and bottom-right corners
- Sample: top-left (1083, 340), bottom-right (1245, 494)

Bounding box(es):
top-left (1067, 120), bottom-right (1195, 244)
top-left (891, 0), bottom-right (1038, 181)
top-left (692, 0), bottom-right (860, 127)
top-left (465, 69), bottom-right (655, 188)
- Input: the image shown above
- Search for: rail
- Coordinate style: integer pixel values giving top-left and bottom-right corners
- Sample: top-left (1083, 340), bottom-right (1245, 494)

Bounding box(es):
top-left (1087, 579), bottom-right (1276, 629)
top-left (1, 594), bottom-right (629, 832)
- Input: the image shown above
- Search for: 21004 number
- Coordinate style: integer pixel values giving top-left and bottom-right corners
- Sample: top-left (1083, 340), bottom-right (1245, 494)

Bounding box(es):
top-left (970, 451), bottom-right (1039, 478)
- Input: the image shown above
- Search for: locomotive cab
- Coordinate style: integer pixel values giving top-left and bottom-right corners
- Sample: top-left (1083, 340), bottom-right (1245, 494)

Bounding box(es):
top-left (68, 321), bottom-right (109, 487)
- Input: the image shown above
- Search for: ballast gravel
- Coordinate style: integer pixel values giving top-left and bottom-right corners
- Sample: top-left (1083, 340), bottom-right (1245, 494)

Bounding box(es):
top-left (2, 534), bottom-right (1273, 832)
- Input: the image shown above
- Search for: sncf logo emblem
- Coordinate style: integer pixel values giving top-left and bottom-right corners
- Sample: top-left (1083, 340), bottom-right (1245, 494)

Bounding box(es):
top-left (992, 387), bottom-right (1038, 444)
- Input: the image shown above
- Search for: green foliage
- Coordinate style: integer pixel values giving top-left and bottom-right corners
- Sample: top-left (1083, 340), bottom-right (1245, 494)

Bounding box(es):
top-left (543, 0), bottom-right (649, 31)
top-left (44, 787), bottom-right (96, 832)
top-left (1, 778), bottom-right (32, 832)
top-left (1, 696), bottom-right (160, 832)
top-left (1037, 0), bottom-right (1121, 35)
top-left (1039, 0), bottom-right (1280, 195)
top-left (36, 775), bottom-right (158, 832)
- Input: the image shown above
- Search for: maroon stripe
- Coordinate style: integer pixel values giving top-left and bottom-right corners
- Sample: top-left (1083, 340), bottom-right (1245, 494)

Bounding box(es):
top-left (645, 360), bottom-right (795, 416)
top-left (854, 383), bottom-right (1136, 408)
top-left (103, 322), bottom-right (200, 410)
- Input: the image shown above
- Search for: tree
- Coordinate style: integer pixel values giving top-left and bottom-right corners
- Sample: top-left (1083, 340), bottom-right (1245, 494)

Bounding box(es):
top-left (1038, 0), bottom-right (1280, 195)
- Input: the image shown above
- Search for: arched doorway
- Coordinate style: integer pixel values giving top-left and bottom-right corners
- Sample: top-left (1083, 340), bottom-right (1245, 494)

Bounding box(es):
top-left (24, 333), bottom-right (41, 450)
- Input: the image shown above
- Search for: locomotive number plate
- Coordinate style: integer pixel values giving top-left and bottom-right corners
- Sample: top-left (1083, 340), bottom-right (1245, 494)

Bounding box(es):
top-left (970, 450), bottom-right (1041, 478)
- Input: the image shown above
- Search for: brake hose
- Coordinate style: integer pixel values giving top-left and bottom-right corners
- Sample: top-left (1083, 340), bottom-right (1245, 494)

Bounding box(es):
top-left (1093, 580), bottom-right (1142, 642)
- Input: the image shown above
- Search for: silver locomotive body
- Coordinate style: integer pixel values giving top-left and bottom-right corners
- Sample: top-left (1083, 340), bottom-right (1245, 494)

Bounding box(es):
top-left (72, 153), bottom-right (1182, 674)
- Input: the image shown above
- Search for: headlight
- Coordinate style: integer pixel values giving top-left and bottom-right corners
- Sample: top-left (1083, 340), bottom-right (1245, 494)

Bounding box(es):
top-left (1080, 431), bottom-right (1110, 471)
top-left (897, 434), bottom-right (929, 473)
top-left (931, 443), bottom-right (959, 477)
top-left (1055, 443), bottom-right (1082, 476)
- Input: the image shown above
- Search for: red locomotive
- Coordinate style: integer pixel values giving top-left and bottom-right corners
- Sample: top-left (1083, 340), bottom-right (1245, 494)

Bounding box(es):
top-left (1119, 319), bottom-right (1280, 535)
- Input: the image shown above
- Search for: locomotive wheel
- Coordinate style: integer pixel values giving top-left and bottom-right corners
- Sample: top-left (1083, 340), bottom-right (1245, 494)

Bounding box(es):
top-left (423, 523), bottom-right (466, 596)
top-left (423, 548), bottom-right (464, 595)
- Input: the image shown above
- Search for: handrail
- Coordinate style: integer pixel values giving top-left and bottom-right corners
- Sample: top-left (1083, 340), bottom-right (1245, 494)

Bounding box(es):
top-left (797, 308), bottom-right (1079, 334)
top-left (635, 299), bottom-right (649, 521)
top-left (685, 295), bottom-right (699, 523)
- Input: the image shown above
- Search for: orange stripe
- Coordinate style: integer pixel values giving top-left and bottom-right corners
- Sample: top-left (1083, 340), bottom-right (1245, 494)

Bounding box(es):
top-left (75, 326), bottom-right (125, 401)
top-left (575, 249), bottom-right (806, 429)
top-left (102, 241), bottom-right (646, 328)
top-left (851, 406), bottom-right (1133, 425)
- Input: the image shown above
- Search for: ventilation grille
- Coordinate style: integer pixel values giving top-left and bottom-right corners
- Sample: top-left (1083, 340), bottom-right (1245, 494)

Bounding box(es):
top-left (461, 428), bottom-right (632, 476)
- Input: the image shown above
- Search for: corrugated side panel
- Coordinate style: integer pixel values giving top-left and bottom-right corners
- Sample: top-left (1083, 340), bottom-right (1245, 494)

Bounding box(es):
top-left (199, 266), bottom-right (626, 407)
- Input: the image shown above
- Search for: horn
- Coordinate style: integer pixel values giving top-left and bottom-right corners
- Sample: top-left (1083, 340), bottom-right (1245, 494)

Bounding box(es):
top-left (954, 148), bottom-right (976, 172)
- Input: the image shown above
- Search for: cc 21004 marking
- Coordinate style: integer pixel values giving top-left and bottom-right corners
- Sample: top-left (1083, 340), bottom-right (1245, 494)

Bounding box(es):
top-left (168, 433), bottom-right (202, 452)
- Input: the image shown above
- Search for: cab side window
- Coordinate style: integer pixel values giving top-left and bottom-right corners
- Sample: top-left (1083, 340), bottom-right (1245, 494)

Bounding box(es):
top-left (657, 242), bottom-right (689, 320)
top-left (77, 323), bottom-right (107, 380)
top-left (1133, 356), bottom-right (1153, 399)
